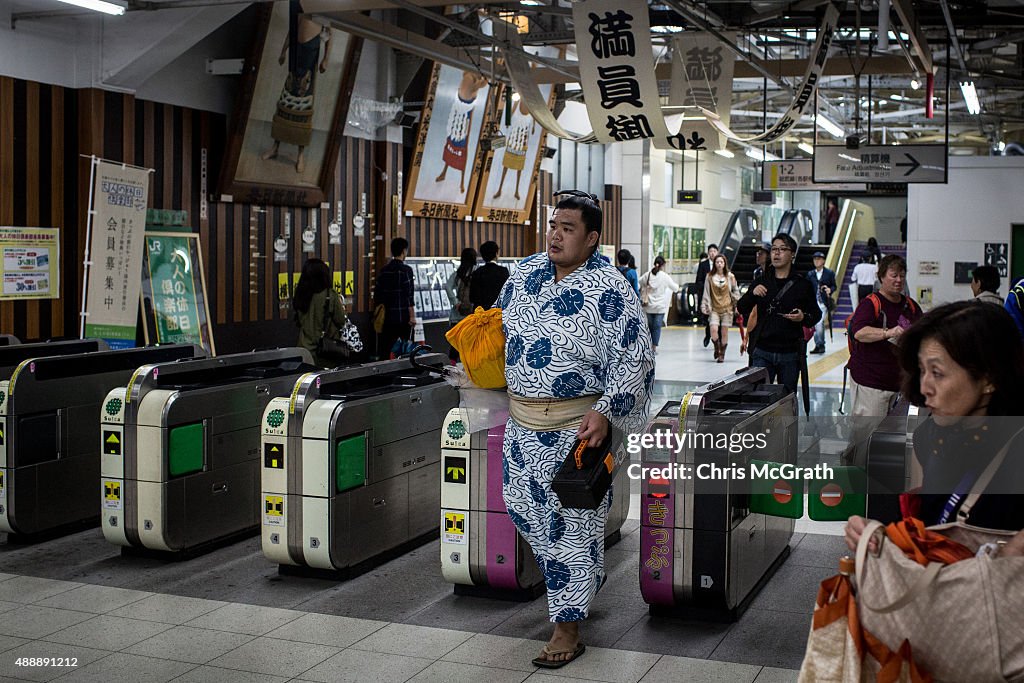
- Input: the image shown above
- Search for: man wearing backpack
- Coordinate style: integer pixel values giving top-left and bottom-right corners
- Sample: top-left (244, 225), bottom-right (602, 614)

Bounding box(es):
top-left (846, 254), bottom-right (922, 418)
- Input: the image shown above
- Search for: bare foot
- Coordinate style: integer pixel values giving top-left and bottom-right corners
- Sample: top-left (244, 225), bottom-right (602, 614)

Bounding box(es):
top-left (514, 191), bottom-right (521, 200)
top-left (536, 622), bottom-right (580, 665)
top-left (493, 189), bottom-right (502, 199)
top-left (435, 167), bottom-right (448, 183)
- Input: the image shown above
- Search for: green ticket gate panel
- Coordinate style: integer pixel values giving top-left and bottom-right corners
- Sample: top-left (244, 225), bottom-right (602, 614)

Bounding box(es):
top-left (808, 466), bottom-right (867, 521)
top-left (336, 434), bottom-right (366, 493)
top-left (749, 460), bottom-right (805, 519)
top-left (168, 423), bottom-right (205, 477)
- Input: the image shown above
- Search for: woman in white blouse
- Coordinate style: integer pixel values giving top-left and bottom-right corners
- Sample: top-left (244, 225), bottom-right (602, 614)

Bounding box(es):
top-left (639, 255), bottom-right (680, 354)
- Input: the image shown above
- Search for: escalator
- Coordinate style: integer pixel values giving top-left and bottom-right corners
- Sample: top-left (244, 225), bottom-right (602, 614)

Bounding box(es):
top-left (718, 209), bottom-right (762, 286)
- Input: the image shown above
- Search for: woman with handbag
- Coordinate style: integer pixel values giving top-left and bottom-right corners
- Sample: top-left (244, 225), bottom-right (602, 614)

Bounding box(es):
top-left (293, 257), bottom-right (355, 367)
top-left (846, 301), bottom-right (1024, 549)
top-left (838, 301), bottom-right (1024, 681)
top-left (444, 247), bottom-right (477, 362)
top-left (639, 255), bottom-right (680, 354)
top-left (700, 254), bottom-right (740, 363)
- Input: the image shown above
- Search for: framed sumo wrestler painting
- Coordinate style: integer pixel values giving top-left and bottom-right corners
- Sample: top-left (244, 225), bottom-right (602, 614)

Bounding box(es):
top-left (471, 83), bottom-right (554, 225)
top-left (404, 64), bottom-right (495, 221)
top-left (219, 1), bottom-right (361, 207)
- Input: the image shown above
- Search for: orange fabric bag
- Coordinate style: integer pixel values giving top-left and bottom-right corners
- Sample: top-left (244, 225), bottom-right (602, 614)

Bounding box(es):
top-left (445, 306), bottom-right (506, 389)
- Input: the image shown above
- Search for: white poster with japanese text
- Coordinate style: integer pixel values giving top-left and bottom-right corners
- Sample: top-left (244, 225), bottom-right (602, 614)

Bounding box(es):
top-left (572, 0), bottom-right (683, 146)
top-left (669, 32), bottom-right (735, 152)
top-left (84, 160), bottom-right (150, 348)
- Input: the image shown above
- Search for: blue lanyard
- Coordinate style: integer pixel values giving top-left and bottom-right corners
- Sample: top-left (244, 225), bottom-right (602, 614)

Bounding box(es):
top-left (937, 467), bottom-right (980, 524)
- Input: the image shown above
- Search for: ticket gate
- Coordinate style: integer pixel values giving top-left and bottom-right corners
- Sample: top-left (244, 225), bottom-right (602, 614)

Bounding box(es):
top-left (0, 343), bottom-right (202, 539)
top-left (0, 339), bottom-right (106, 377)
top-left (261, 351), bottom-right (458, 576)
top-left (0, 335), bottom-right (19, 346)
top-left (438, 407), bottom-right (630, 600)
top-left (863, 404), bottom-right (924, 523)
top-left (639, 368), bottom-right (798, 620)
top-left (101, 348), bottom-right (315, 554)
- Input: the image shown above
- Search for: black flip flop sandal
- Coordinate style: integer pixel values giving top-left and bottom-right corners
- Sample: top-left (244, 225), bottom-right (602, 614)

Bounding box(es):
top-left (532, 642), bottom-right (586, 669)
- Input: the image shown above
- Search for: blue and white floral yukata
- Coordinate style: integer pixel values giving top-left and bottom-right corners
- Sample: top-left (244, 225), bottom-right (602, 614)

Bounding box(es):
top-left (500, 250), bottom-right (655, 622)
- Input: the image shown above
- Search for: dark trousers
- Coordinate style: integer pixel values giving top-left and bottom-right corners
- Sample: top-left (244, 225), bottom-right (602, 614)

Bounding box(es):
top-left (750, 348), bottom-right (801, 395)
top-left (857, 285), bottom-right (874, 305)
top-left (377, 321), bottom-right (411, 358)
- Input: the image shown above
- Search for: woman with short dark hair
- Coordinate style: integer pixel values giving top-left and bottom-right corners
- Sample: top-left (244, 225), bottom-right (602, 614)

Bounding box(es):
top-left (846, 301), bottom-right (1024, 555)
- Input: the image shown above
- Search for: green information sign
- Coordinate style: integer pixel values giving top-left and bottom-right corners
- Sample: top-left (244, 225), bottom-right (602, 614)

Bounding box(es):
top-left (140, 232), bottom-right (215, 354)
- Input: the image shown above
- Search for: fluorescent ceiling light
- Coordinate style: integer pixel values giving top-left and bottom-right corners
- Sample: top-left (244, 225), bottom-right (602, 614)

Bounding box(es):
top-left (652, 25), bottom-right (684, 33)
top-left (744, 147), bottom-right (779, 162)
top-left (520, 0), bottom-right (543, 4)
top-left (714, 148), bottom-right (735, 158)
top-left (960, 81), bottom-right (981, 115)
top-left (815, 114), bottom-right (844, 138)
top-left (55, 0), bottom-right (125, 14)
top-left (891, 93), bottom-right (907, 101)
top-left (798, 142), bottom-right (814, 155)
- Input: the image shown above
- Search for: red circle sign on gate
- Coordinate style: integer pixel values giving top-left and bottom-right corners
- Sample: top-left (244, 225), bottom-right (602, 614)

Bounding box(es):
top-left (772, 480), bottom-right (793, 504)
top-left (820, 483), bottom-right (844, 507)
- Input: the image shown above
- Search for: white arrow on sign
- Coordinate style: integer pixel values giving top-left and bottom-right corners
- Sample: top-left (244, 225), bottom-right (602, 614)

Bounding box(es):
top-left (812, 144), bottom-right (947, 184)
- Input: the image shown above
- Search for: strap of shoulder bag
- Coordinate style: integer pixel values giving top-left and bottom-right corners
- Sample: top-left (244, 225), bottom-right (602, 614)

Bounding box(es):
top-left (957, 425), bottom-right (1024, 522)
top-left (320, 292), bottom-right (334, 340)
top-left (855, 519), bottom-right (943, 614)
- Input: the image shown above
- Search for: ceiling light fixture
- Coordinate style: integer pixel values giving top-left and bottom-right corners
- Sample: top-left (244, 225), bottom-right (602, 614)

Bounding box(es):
top-left (519, 0), bottom-right (543, 4)
top-left (891, 93), bottom-right (907, 101)
top-left (55, 0), bottom-right (125, 14)
top-left (798, 142), bottom-right (814, 155)
top-left (910, 78), bottom-right (921, 90)
top-left (960, 81), bottom-right (981, 115)
top-left (815, 114), bottom-right (844, 138)
top-left (713, 148), bottom-right (735, 158)
top-left (744, 147), bottom-right (779, 162)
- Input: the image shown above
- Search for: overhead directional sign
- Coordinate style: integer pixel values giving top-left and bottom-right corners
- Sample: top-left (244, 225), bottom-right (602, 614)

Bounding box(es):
top-left (761, 159), bottom-right (865, 191)
top-left (812, 144), bottom-right (947, 184)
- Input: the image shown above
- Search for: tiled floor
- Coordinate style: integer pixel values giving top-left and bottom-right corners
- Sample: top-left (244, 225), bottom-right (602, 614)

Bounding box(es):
top-left (0, 567), bottom-right (807, 682)
top-left (0, 323), bottom-right (867, 682)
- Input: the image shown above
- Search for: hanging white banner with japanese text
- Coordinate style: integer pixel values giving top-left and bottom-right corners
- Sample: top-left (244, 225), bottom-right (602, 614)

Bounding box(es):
top-left (699, 3), bottom-right (839, 144)
top-left (669, 32), bottom-right (736, 152)
top-left (571, 0), bottom-right (684, 146)
top-left (84, 160), bottom-right (150, 349)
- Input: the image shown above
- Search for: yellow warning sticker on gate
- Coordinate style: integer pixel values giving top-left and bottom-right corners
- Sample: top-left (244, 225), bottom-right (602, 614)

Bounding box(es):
top-left (264, 495), bottom-right (284, 526)
top-left (103, 480), bottom-right (122, 510)
top-left (443, 511), bottom-right (466, 545)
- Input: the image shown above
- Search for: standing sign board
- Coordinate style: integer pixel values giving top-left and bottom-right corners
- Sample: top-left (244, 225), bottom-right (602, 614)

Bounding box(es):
top-left (812, 145), bottom-right (947, 184)
top-left (140, 232), bottom-right (216, 354)
top-left (84, 160), bottom-right (150, 348)
top-left (0, 228), bottom-right (59, 300)
top-left (761, 160), bottom-right (865, 191)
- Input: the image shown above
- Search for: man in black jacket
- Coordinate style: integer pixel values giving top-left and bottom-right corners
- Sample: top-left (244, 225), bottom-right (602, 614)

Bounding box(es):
top-left (737, 234), bottom-right (820, 394)
top-left (694, 244), bottom-right (718, 346)
top-left (469, 240), bottom-right (510, 309)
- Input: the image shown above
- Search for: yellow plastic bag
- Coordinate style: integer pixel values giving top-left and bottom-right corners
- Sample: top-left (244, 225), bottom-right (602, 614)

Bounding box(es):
top-left (446, 307), bottom-right (507, 389)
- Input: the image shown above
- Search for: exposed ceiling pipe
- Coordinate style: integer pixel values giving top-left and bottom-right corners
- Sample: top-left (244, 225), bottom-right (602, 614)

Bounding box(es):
top-left (877, 0), bottom-right (890, 50)
top-left (937, 0), bottom-right (968, 74)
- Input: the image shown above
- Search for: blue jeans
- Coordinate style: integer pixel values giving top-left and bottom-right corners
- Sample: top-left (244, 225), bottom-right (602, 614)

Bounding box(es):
top-left (813, 301), bottom-right (827, 348)
top-left (750, 348), bottom-right (801, 394)
top-left (646, 313), bottom-right (664, 347)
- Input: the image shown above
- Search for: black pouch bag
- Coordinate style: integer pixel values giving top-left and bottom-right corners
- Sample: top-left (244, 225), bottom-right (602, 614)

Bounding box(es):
top-left (552, 430), bottom-right (621, 510)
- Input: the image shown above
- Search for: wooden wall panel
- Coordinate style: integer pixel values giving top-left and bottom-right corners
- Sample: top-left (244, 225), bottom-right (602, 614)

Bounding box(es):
top-left (0, 78), bottom-right (546, 348)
